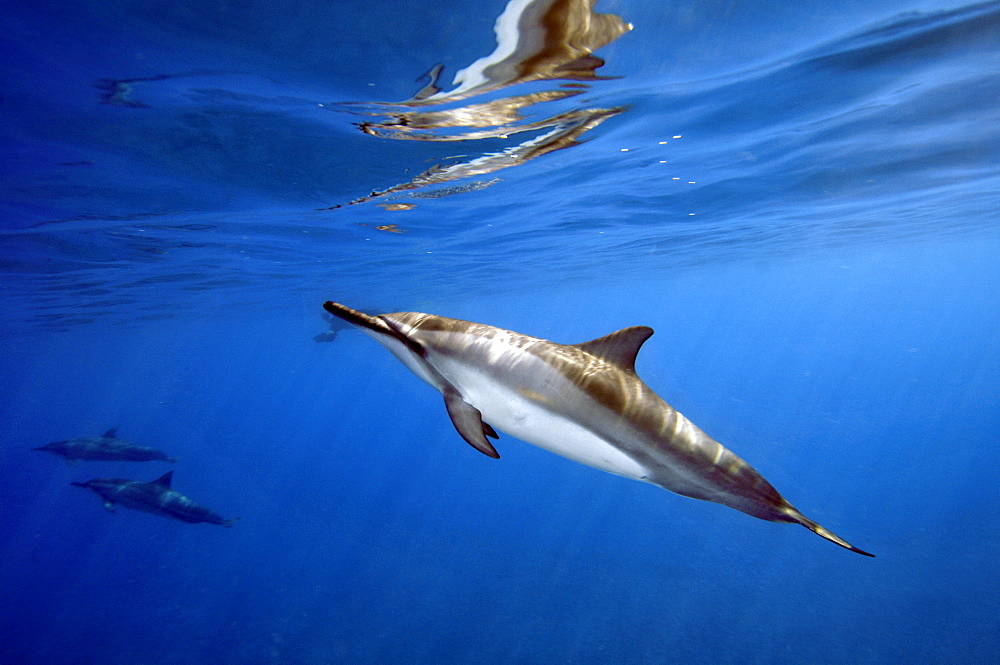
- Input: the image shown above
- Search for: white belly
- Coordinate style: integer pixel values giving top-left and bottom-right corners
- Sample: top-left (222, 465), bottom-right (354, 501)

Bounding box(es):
top-left (443, 364), bottom-right (651, 482)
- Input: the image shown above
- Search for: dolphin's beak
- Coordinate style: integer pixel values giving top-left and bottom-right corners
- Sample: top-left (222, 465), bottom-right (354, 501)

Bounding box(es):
top-left (323, 302), bottom-right (390, 333)
top-left (70, 482), bottom-right (89, 488)
top-left (323, 300), bottom-right (424, 356)
top-left (324, 301), bottom-right (426, 356)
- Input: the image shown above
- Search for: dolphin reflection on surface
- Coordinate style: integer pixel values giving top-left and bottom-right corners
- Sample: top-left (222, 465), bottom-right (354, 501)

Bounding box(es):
top-left (328, 0), bottom-right (633, 207)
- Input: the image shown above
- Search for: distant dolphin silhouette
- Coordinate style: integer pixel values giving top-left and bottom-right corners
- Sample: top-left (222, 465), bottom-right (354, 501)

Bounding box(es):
top-left (71, 471), bottom-right (238, 527)
top-left (324, 301), bottom-right (873, 556)
top-left (34, 428), bottom-right (177, 464)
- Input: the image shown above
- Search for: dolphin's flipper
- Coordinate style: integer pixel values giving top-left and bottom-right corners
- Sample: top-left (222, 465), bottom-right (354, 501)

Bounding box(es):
top-left (103, 501), bottom-right (116, 513)
top-left (444, 390), bottom-right (501, 458)
top-left (103, 428), bottom-right (118, 438)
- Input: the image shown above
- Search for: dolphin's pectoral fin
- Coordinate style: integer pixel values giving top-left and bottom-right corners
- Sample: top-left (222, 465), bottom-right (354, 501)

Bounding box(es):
top-left (103, 501), bottom-right (116, 513)
top-left (443, 390), bottom-right (500, 458)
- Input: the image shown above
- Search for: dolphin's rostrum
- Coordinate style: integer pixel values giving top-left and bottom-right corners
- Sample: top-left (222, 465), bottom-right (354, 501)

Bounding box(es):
top-left (71, 471), bottom-right (238, 527)
top-left (324, 301), bottom-right (873, 556)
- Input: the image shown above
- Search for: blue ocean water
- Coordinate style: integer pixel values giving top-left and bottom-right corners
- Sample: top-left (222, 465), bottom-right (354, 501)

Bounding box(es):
top-left (1, 0), bottom-right (998, 663)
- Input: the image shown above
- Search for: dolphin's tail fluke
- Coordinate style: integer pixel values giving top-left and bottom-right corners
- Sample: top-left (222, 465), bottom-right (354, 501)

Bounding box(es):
top-left (792, 512), bottom-right (874, 557)
top-left (222, 517), bottom-right (240, 528)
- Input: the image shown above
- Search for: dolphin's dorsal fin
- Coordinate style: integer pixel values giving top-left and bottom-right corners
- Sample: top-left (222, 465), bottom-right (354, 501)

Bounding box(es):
top-left (574, 326), bottom-right (654, 373)
top-left (152, 471), bottom-right (173, 488)
top-left (103, 428), bottom-right (118, 438)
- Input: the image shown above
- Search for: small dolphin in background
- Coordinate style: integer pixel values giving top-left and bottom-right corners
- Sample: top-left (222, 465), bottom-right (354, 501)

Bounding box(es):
top-left (324, 301), bottom-right (873, 556)
top-left (34, 428), bottom-right (177, 464)
top-left (314, 311), bottom-right (348, 342)
top-left (71, 471), bottom-right (238, 527)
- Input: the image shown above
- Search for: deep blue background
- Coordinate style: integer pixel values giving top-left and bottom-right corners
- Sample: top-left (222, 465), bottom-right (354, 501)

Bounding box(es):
top-left (2, 1), bottom-right (998, 663)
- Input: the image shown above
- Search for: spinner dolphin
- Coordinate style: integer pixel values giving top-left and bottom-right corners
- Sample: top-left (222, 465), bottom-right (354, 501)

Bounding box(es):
top-left (71, 471), bottom-right (238, 527)
top-left (34, 428), bottom-right (176, 464)
top-left (323, 301), bottom-right (872, 556)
